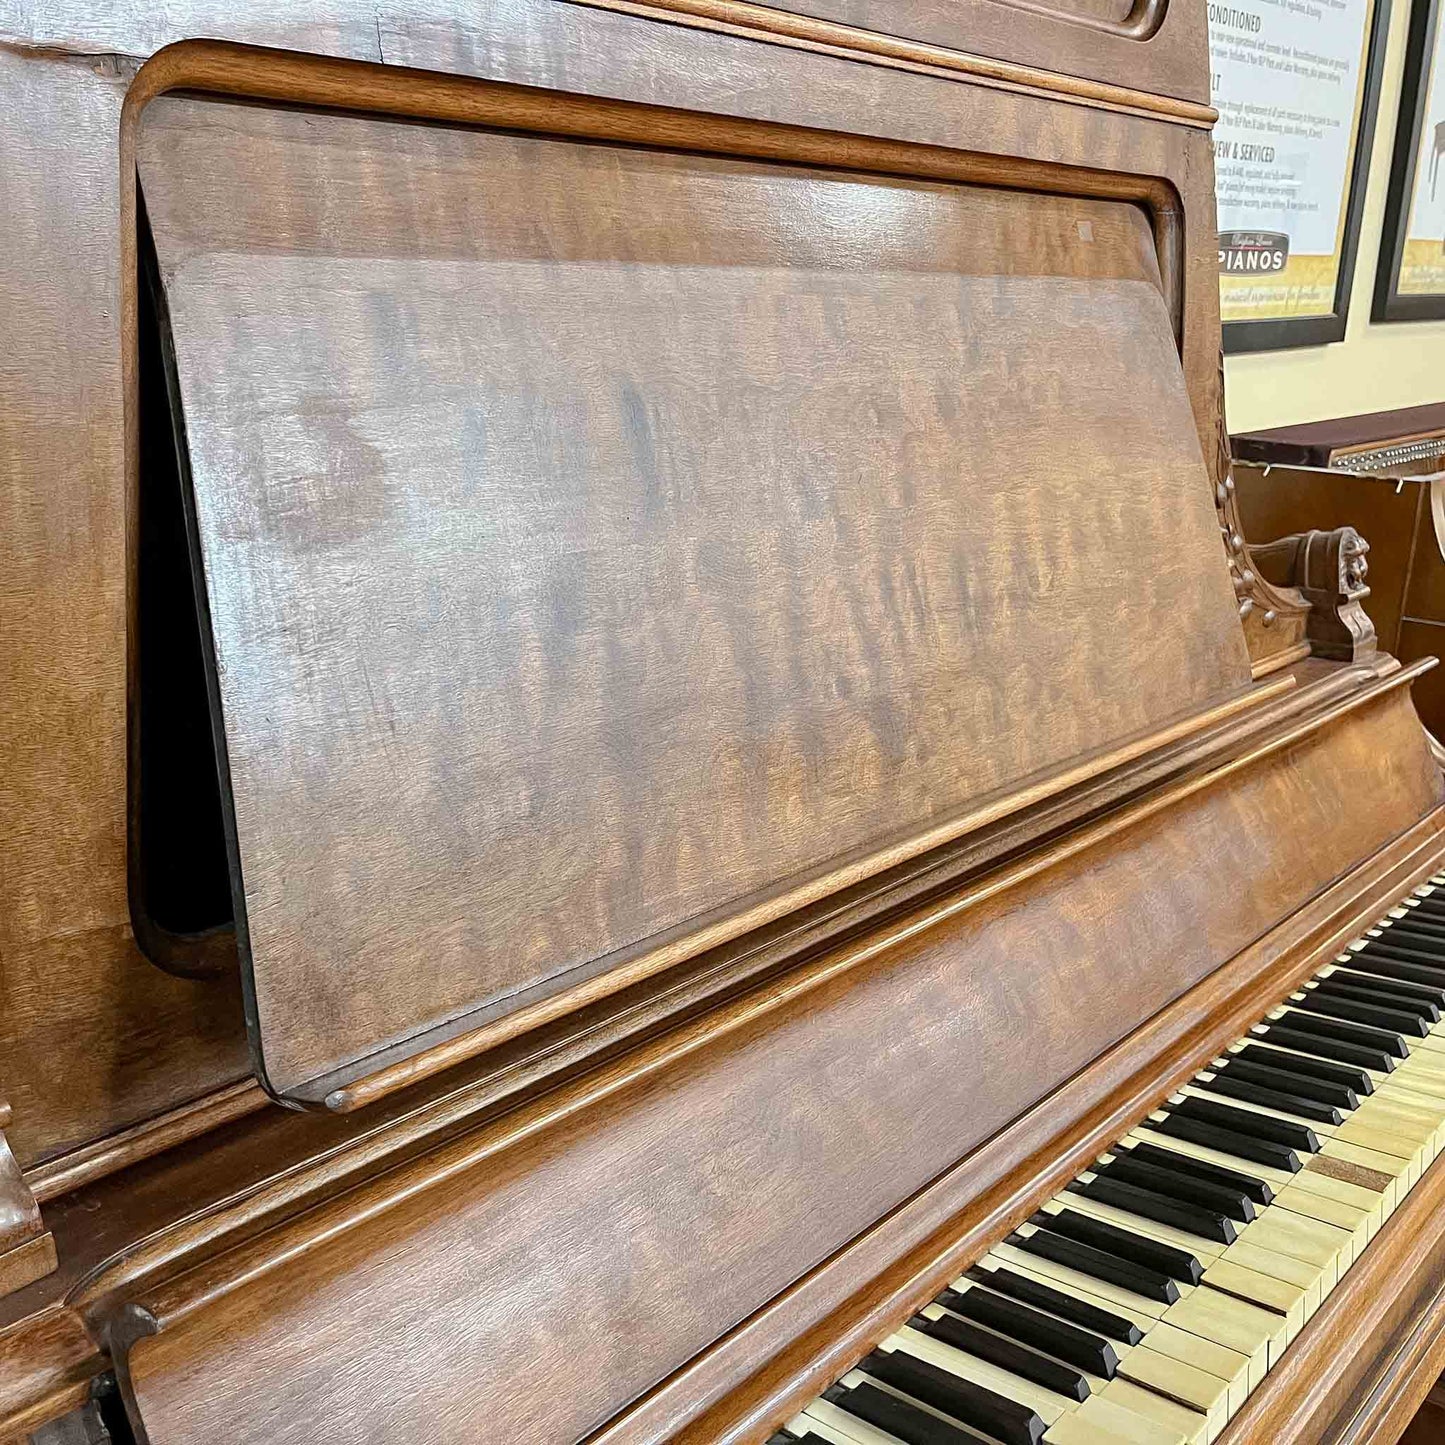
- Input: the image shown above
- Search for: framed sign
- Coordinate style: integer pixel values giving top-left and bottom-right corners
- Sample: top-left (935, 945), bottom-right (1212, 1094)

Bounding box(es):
top-left (1375, 0), bottom-right (1445, 320)
top-left (1211, 0), bottom-right (1391, 352)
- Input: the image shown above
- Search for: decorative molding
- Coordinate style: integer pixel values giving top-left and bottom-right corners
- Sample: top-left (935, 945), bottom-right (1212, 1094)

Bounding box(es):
top-left (77, 661), bottom-right (1429, 1331)
top-left (556, 0), bottom-right (1215, 126)
top-left (1252, 527), bottom-right (1379, 663)
top-left (1211, 352), bottom-right (1313, 666)
top-left (24, 1080), bottom-right (267, 1205)
top-left (0, 1098), bottom-right (57, 1299)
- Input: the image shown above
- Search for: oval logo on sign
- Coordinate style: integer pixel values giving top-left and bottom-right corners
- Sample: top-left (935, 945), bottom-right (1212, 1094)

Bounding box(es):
top-left (1218, 230), bottom-right (1290, 274)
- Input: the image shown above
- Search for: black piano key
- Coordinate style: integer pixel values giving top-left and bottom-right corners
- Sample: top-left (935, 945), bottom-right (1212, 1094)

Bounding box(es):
top-left (1273, 1008), bottom-right (1408, 1061)
top-left (1166, 1094), bottom-right (1319, 1153)
top-left (1354, 939), bottom-right (1445, 975)
top-left (1195, 1069), bottom-right (1344, 1126)
top-left (937, 1286), bottom-right (1120, 1378)
top-left (857, 1349), bottom-right (1045, 1445)
top-left (1313, 975), bottom-right (1441, 1021)
top-left (1290, 989), bottom-right (1430, 1038)
top-left (1214, 1055), bottom-right (1358, 1112)
top-left (1121, 1140), bottom-right (1275, 1205)
top-left (1382, 901), bottom-right (1445, 927)
top-left (1095, 1151), bottom-right (1255, 1223)
top-left (1026, 1209), bottom-right (1200, 1286)
top-left (767, 1434), bottom-right (805, 1445)
top-left (964, 1267), bottom-right (1143, 1345)
top-left (1007, 1227), bottom-right (1180, 1304)
top-left (1149, 1110), bottom-right (1302, 1172)
top-left (910, 1310), bottom-right (1090, 1402)
top-left (1323, 971), bottom-right (1445, 1017)
top-left (1403, 894), bottom-right (1445, 915)
top-left (830, 1378), bottom-right (994, 1445)
top-left (1069, 1172), bottom-right (1238, 1242)
top-left (1254, 1022), bottom-right (1395, 1075)
top-left (1373, 919), bottom-right (1445, 947)
top-left (1234, 1042), bottom-right (1373, 1096)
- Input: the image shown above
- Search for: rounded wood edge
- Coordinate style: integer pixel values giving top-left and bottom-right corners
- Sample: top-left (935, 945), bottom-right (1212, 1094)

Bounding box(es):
top-left (1336, 1290), bottom-right (1445, 1445)
top-left (70, 663), bottom-right (1434, 1339)
top-left (105, 1304), bottom-right (160, 1445)
top-left (1252, 641), bottom-right (1313, 679)
top-left (41, 665), bottom-right (1378, 1336)
top-left (24, 1081), bottom-right (268, 1205)
top-left (558, 0), bottom-right (1213, 123)
top-left (0, 1306), bottom-right (104, 1440)
top-left (323, 675), bottom-right (1292, 1112)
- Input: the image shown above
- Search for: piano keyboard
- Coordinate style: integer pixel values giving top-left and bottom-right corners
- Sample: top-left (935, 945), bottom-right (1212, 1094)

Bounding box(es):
top-left (769, 874), bottom-right (1445, 1445)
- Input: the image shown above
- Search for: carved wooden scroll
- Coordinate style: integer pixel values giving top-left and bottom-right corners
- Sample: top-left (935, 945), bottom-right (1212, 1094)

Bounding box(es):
top-left (1210, 353), bottom-right (1312, 671)
top-left (0, 1098), bottom-right (56, 1297)
top-left (1251, 527), bottom-right (1378, 663)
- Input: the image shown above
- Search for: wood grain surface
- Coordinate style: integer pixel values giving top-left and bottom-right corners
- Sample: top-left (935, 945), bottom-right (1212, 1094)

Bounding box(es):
top-left (113, 683), bottom-right (1442, 1445)
top-left (689, 0), bottom-right (1200, 99)
top-left (662, 776), bottom-right (1445, 1445)
top-left (137, 94), bottom-right (1249, 1102)
top-left (0, 0), bottom-right (1210, 116)
top-left (0, 0), bottom-right (1223, 1173)
top-left (0, 50), bottom-right (251, 1173)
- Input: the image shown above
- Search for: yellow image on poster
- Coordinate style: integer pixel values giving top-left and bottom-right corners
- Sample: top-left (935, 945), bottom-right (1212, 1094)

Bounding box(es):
top-left (1398, 12), bottom-right (1445, 294)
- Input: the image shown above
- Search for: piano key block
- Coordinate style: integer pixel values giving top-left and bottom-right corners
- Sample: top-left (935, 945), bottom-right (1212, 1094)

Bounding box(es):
top-left (796, 877), bottom-right (1445, 1443)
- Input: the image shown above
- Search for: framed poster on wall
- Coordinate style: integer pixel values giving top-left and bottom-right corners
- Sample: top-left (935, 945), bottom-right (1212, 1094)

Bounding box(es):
top-left (1375, 0), bottom-right (1445, 320)
top-left (1211, 0), bottom-right (1391, 353)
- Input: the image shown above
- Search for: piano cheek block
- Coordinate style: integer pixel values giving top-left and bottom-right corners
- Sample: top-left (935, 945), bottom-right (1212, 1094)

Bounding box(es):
top-left (3, 6), bottom-right (1445, 1445)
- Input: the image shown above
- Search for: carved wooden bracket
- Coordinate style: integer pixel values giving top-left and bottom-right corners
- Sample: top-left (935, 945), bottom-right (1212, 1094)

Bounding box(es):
top-left (1250, 528), bottom-right (1378, 663)
top-left (0, 1097), bottom-right (57, 1297)
top-left (1211, 353), bottom-right (1312, 669)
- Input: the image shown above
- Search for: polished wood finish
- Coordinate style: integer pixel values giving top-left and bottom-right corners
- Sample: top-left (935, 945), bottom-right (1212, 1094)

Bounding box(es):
top-left (667, 798), bottom-right (1445, 1445)
top-left (565, 0), bottom-right (1209, 106)
top-left (6, 0), bottom-right (1228, 1169)
top-left (1235, 470), bottom-right (1423, 665)
top-left (136, 81), bottom-right (1246, 1106)
top-left (0, 43), bottom-right (251, 1177)
top-left (0, 1309), bottom-right (96, 1442)
top-left (107, 679), bottom-right (1443, 1445)
top-left (2, 4), bottom-right (1444, 1444)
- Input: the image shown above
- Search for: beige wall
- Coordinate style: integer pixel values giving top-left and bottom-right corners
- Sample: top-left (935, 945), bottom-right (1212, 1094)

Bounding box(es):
top-left (1223, 0), bottom-right (1445, 435)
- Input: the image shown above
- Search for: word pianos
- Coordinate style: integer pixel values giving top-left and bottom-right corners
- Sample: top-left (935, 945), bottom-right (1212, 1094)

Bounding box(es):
top-left (2, 3), bottom-right (1444, 1443)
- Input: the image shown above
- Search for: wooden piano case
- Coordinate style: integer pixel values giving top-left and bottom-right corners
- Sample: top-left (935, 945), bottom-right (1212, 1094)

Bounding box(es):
top-left (2, 4), bottom-right (1444, 1444)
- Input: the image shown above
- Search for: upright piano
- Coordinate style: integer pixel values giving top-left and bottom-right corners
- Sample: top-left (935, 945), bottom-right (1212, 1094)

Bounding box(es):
top-left (4, 4), bottom-right (1445, 1444)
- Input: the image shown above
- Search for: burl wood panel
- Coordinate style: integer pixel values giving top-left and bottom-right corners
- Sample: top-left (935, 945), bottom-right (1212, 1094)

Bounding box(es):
top-left (0, 0), bottom-right (1208, 111)
top-left (137, 95), bottom-right (1250, 1101)
top-left (0, 0), bottom-right (1217, 1172)
top-left (0, 52), bottom-right (249, 1170)
top-left (756, 0), bottom-right (1191, 89)
top-left (119, 687), bottom-right (1441, 1445)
